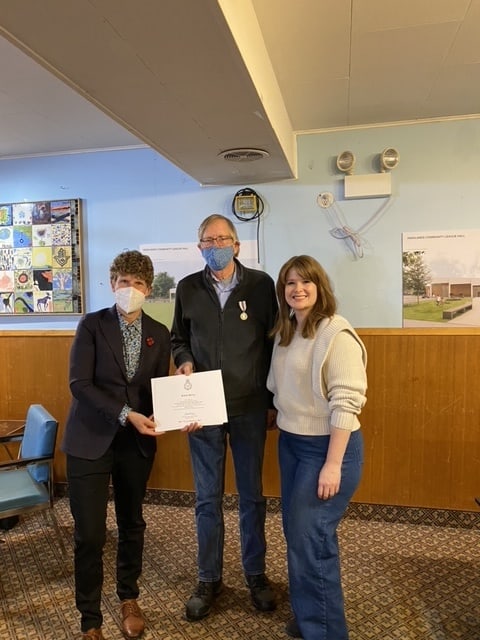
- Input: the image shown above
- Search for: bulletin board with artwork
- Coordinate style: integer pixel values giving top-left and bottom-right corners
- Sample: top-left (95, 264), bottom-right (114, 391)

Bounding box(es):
top-left (0, 199), bottom-right (83, 314)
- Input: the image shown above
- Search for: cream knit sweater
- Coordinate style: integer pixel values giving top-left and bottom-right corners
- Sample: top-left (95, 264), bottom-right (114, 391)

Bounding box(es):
top-left (267, 314), bottom-right (367, 436)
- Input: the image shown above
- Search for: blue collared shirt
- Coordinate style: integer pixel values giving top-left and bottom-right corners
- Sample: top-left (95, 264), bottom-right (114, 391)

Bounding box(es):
top-left (209, 267), bottom-right (238, 309)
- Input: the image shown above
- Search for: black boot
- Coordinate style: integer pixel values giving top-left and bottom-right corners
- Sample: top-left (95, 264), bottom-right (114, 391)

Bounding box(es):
top-left (245, 573), bottom-right (276, 612)
top-left (185, 580), bottom-right (222, 621)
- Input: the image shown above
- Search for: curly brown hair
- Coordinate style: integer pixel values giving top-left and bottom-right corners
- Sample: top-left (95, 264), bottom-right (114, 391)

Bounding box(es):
top-left (109, 250), bottom-right (154, 288)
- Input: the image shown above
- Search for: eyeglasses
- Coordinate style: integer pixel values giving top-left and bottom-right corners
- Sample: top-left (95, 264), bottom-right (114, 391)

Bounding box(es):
top-left (199, 235), bottom-right (234, 248)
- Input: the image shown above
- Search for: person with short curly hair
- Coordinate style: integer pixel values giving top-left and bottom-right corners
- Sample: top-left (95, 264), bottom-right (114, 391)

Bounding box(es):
top-left (62, 250), bottom-right (171, 640)
top-left (109, 250), bottom-right (154, 289)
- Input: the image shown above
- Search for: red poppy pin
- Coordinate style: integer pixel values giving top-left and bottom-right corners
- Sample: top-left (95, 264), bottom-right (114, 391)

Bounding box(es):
top-left (146, 337), bottom-right (155, 347)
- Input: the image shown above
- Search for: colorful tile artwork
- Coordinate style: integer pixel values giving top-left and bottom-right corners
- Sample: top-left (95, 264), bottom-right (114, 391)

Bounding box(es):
top-left (0, 199), bottom-right (83, 314)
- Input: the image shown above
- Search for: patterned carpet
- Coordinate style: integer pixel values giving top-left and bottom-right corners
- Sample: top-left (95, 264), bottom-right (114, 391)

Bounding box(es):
top-left (1, 496), bottom-right (479, 639)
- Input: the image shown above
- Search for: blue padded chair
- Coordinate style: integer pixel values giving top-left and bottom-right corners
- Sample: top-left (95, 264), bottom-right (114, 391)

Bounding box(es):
top-left (0, 404), bottom-right (65, 552)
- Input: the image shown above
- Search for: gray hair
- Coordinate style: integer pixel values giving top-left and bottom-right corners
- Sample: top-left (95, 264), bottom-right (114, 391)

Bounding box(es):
top-left (197, 214), bottom-right (239, 242)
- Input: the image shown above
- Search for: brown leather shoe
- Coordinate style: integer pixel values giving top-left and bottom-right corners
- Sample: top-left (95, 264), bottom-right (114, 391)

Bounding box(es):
top-left (82, 629), bottom-right (105, 640)
top-left (120, 599), bottom-right (145, 639)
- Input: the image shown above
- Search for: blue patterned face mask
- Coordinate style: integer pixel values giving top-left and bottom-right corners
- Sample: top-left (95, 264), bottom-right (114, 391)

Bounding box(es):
top-left (201, 246), bottom-right (234, 271)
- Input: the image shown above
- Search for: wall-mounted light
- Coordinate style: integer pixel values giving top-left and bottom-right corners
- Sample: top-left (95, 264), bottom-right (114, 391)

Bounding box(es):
top-left (336, 150), bottom-right (356, 175)
top-left (379, 147), bottom-right (400, 172)
top-left (337, 147), bottom-right (400, 198)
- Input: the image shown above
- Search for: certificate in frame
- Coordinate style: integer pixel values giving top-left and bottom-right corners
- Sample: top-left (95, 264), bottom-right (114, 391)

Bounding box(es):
top-left (0, 198), bottom-right (83, 315)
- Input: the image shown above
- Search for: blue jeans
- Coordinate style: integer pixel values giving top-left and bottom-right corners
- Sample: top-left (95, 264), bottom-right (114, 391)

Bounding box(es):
top-left (279, 429), bottom-right (364, 640)
top-left (188, 411), bottom-right (268, 581)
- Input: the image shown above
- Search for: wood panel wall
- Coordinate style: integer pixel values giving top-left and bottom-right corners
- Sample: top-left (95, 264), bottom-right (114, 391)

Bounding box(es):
top-left (1, 329), bottom-right (479, 511)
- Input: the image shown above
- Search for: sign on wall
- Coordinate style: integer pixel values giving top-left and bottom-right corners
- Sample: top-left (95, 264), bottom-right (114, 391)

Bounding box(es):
top-left (0, 199), bottom-right (83, 314)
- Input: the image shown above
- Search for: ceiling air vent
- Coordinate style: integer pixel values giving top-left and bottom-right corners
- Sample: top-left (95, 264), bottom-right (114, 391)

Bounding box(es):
top-left (219, 148), bottom-right (269, 162)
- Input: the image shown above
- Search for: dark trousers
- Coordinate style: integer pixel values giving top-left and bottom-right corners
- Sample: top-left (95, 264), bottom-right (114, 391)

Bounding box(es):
top-left (67, 427), bottom-right (154, 632)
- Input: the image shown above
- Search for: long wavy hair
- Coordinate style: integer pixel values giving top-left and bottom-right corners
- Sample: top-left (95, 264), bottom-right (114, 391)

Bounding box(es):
top-left (271, 255), bottom-right (337, 346)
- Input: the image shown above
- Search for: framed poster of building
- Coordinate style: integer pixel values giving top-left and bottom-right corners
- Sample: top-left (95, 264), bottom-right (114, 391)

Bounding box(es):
top-left (402, 229), bottom-right (480, 328)
top-left (0, 198), bottom-right (83, 314)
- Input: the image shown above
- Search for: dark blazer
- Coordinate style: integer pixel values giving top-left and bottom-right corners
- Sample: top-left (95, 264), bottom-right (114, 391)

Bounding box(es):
top-left (61, 305), bottom-right (171, 460)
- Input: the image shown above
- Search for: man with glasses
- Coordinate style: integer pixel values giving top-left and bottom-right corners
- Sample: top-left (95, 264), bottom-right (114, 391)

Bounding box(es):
top-left (171, 214), bottom-right (278, 621)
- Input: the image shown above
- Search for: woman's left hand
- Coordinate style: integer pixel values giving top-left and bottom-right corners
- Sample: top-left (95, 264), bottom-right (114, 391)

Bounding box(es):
top-left (317, 462), bottom-right (341, 500)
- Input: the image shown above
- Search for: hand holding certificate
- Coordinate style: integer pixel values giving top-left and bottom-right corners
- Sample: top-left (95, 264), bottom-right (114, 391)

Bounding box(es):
top-left (151, 370), bottom-right (228, 432)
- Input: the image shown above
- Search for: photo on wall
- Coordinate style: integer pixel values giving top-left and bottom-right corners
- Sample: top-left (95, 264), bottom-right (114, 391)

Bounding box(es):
top-left (402, 229), bottom-right (480, 327)
top-left (0, 198), bottom-right (83, 315)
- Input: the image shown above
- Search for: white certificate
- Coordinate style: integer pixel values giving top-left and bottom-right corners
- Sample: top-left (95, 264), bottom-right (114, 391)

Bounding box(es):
top-left (151, 370), bottom-right (228, 432)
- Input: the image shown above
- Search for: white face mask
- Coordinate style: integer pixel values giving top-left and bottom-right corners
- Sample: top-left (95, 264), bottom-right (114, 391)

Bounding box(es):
top-left (115, 286), bottom-right (145, 314)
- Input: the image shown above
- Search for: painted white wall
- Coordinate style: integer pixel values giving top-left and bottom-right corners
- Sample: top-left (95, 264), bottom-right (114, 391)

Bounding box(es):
top-left (1, 117), bottom-right (479, 329)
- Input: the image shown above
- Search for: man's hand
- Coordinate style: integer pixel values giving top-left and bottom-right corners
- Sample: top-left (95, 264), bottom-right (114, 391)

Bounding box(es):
top-left (175, 362), bottom-right (194, 376)
top-left (181, 422), bottom-right (204, 433)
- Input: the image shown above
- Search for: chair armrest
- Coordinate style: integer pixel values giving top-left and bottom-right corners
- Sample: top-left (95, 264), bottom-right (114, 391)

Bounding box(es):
top-left (0, 421), bottom-right (25, 437)
top-left (0, 434), bottom-right (24, 444)
top-left (0, 454), bottom-right (53, 469)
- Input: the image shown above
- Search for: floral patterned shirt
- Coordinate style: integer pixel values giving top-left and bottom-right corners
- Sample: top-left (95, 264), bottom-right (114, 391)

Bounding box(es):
top-left (117, 311), bottom-right (142, 425)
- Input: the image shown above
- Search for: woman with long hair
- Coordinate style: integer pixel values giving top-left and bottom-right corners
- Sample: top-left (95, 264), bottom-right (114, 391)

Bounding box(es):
top-left (267, 255), bottom-right (367, 640)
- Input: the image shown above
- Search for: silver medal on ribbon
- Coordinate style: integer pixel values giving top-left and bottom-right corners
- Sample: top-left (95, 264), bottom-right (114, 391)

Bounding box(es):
top-left (239, 300), bottom-right (248, 320)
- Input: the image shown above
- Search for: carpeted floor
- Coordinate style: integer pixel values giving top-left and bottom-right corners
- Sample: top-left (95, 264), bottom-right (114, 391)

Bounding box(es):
top-left (1, 497), bottom-right (479, 639)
